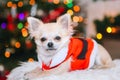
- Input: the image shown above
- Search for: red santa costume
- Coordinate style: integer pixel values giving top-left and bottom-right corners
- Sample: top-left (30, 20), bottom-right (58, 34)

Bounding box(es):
top-left (41, 38), bottom-right (98, 71)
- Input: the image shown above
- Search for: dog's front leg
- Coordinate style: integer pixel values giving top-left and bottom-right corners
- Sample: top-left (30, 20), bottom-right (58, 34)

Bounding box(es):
top-left (25, 58), bottom-right (71, 79)
top-left (37, 58), bottom-right (71, 77)
top-left (24, 67), bottom-right (42, 80)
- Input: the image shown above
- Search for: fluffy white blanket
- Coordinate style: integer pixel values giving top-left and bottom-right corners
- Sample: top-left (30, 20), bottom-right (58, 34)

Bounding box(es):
top-left (7, 59), bottom-right (120, 80)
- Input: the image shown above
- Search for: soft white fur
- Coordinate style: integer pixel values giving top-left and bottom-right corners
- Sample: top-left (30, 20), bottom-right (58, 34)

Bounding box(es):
top-left (7, 59), bottom-right (120, 80)
top-left (7, 14), bottom-right (115, 80)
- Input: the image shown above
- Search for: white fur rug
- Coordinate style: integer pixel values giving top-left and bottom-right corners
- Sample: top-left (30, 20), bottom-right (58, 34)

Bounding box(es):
top-left (33, 59), bottom-right (120, 80)
top-left (7, 59), bottom-right (120, 80)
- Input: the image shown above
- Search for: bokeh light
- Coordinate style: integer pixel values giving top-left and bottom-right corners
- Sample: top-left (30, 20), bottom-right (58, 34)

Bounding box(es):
top-left (106, 27), bottom-right (112, 33)
top-left (1, 22), bottom-right (7, 29)
top-left (53, 0), bottom-right (60, 4)
top-left (67, 3), bottom-right (73, 8)
top-left (18, 13), bottom-right (25, 21)
top-left (73, 16), bottom-right (79, 22)
top-left (5, 51), bottom-right (10, 58)
top-left (28, 58), bottom-right (34, 62)
top-left (18, 1), bottom-right (23, 7)
top-left (96, 33), bottom-right (103, 40)
top-left (15, 42), bottom-right (21, 48)
top-left (7, 1), bottom-right (12, 7)
top-left (79, 16), bottom-right (84, 22)
top-left (112, 27), bottom-right (117, 33)
top-left (21, 28), bottom-right (28, 37)
top-left (67, 9), bottom-right (73, 15)
top-left (17, 22), bottom-right (23, 29)
top-left (29, 0), bottom-right (35, 5)
top-left (73, 5), bottom-right (80, 12)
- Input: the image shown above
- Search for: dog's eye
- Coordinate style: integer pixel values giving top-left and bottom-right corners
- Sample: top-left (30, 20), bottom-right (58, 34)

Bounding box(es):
top-left (40, 37), bottom-right (47, 42)
top-left (55, 36), bottom-right (61, 40)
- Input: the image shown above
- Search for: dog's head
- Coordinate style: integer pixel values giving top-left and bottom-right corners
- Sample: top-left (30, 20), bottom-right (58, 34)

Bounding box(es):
top-left (27, 14), bottom-right (75, 56)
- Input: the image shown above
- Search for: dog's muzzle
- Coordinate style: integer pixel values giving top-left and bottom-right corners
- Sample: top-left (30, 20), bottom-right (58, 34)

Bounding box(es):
top-left (47, 42), bottom-right (56, 51)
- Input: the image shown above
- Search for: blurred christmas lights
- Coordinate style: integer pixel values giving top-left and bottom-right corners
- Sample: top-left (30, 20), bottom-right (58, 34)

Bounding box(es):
top-left (28, 58), bottom-right (34, 62)
top-left (96, 33), bottom-right (103, 40)
top-left (5, 51), bottom-right (11, 58)
top-left (21, 28), bottom-right (28, 37)
top-left (67, 9), bottom-right (73, 15)
top-left (7, 1), bottom-right (12, 7)
top-left (73, 16), bottom-right (79, 22)
top-left (53, 0), bottom-right (60, 4)
top-left (1, 22), bottom-right (7, 29)
top-left (17, 22), bottom-right (23, 29)
top-left (106, 26), bottom-right (112, 33)
top-left (15, 42), bottom-right (21, 48)
top-left (73, 5), bottom-right (80, 12)
top-left (18, 13), bottom-right (25, 21)
top-left (18, 1), bottom-right (23, 7)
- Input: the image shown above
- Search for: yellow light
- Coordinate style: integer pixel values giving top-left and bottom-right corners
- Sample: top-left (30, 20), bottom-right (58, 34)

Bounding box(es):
top-left (106, 27), bottom-right (112, 33)
top-left (67, 9), bottom-right (73, 16)
top-left (7, 1), bottom-right (13, 7)
top-left (73, 16), bottom-right (79, 22)
top-left (53, 0), bottom-right (60, 4)
top-left (5, 51), bottom-right (10, 58)
top-left (15, 42), bottom-right (21, 48)
top-left (96, 33), bottom-right (103, 40)
top-left (18, 1), bottom-right (23, 7)
top-left (28, 58), bottom-right (34, 62)
top-left (73, 5), bottom-right (80, 12)
top-left (79, 16), bottom-right (83, 22)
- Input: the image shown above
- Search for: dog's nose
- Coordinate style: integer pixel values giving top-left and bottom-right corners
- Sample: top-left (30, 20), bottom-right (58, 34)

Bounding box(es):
top-left (48, 42), bottom-right (53, 47)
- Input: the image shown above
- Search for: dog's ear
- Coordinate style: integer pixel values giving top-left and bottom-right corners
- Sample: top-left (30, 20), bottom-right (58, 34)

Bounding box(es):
top-left (57, 13), bottom-right (71, 29)
top-left (27, 17), bottom-right (43, 38)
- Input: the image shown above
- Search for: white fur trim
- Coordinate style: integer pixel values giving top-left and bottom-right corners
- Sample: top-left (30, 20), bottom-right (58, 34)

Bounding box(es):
top-left (50, 47), bottom-right (68, 67)
top-left (87, 39), bottom-right (98, 69)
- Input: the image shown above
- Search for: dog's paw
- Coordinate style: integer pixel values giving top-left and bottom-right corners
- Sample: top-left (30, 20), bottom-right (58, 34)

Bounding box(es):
top-left (23, 67), bottom-right (42, 80)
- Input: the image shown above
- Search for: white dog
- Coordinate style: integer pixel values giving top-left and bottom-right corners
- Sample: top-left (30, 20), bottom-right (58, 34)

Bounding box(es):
top-left (7, 13), bottom-right (113, 80)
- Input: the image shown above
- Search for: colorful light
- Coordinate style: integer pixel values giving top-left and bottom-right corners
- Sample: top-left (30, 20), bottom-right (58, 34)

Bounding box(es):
top-left (73, 5), bottom-right (80, 12)
top-left (29, 0), bottom-right (35, 5)
top-left (79, 16), bottom-right (83, 22)
top-left (73, 16), bottom-right (79, 22)
top-left (96, 33), bottom-right (103, 40)
top-left (5, 51), bottom-right (10, 58)
top-left (112, 27), bottom-right (117, 33)
top-left (48, 0), bottom-right (53, 3)
top-left (53, 0), bottom-right (60, 4)
top-left (15, 42), bottom-right (21, 48)
top-left (12, 4), bottom-right (17, 8)
top-left (17, 22), bottom-right (23, 29)
top-left (21, 28), bottom-right (28, 37)
top-left (19, 13), bottom-right (25, 21)
top-left (18, 1), bottom-right (23, 7)
top-left (28, 58), bottom-right (34, 62)
top-left (67, 3), bottom-right (73, 8)
top-left (67, 9), bottom-right (73, 15)
top-left (1, 22), bottom-right (7, 29)
top-left (7, 1), bottom-right (12, 7)
top-left (106, 27), bottom-right (112, 33)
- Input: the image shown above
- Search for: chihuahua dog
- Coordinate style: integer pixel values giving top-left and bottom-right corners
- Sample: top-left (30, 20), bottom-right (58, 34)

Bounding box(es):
top-left (7, 14), bottom-right (113, 80)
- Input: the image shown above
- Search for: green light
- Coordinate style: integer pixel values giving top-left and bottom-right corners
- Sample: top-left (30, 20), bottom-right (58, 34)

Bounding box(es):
top-left (68, 0), bottom-right (73, 3)
top-left (17, 22), bottom-right (23, 29)
top-left (67, 3), bottom-right (73, 8)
